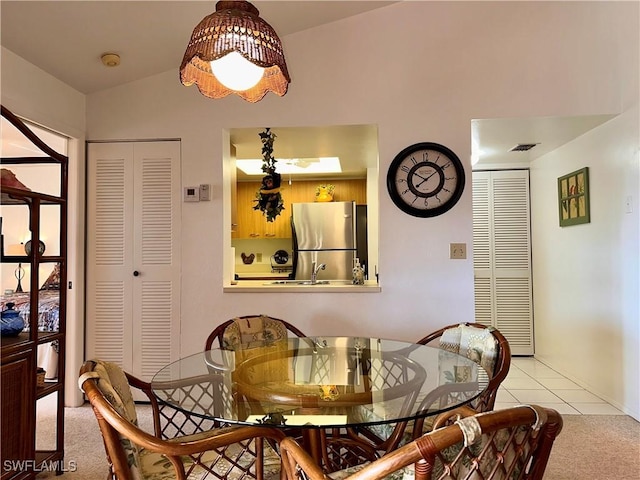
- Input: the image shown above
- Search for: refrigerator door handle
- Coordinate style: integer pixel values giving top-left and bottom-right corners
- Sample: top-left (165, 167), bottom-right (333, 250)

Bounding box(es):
top-left (290, 215), bottom-right (298, 279)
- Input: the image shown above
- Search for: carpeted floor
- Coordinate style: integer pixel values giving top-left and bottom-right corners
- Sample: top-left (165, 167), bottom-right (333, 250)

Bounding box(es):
top-left (543, 414), bottom-right (640, 479)
top-left (35, 403), bottom-right (640, 479)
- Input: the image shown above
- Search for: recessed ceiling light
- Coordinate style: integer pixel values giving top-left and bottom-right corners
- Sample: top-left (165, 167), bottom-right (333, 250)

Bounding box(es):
top-left (236, 157), bottom-right (342, 176)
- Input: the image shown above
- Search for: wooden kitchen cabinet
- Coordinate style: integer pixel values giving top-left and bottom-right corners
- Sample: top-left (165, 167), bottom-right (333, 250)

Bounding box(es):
top-left (234, 179), bottom-right (367, 239)
top-left (234, 182), bottom-right (291, 239)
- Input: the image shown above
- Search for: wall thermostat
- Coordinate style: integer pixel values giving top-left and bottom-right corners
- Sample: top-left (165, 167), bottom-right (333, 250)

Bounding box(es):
top-left (184, 186), bottom-right (200, 202)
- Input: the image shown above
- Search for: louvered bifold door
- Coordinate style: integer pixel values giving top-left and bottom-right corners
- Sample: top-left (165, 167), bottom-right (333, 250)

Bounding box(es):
top-left (472, 170), bottom-right (533, 355)
top-left (87, 143), bottom-right (134, 369)
top-left (131, 142), bottom-right (181, 380)
top-left (87, 141), bottom-right (181, 382)
top-left (472, 173), bottom-right (493, 329)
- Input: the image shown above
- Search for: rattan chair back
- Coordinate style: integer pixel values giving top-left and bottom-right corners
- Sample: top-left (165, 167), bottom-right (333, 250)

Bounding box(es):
top-left (281, 405), bottom-right (563, 480)
top-left (151, 372), bottom-right (231, 438)
top-left (417, 322), bottom-right (511, 412)
top-left (79, 359), bottom-right (284, 480)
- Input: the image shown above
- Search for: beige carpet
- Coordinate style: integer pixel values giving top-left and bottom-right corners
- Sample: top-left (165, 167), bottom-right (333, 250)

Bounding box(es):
top-left (36, 403), bottom-right (640, 479)
top-left (543, 414), bottom-right (640, 479)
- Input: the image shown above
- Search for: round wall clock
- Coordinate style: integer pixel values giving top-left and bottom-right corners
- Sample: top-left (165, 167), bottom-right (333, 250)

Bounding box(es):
top-left (386, 142), bottom-right (466, 218)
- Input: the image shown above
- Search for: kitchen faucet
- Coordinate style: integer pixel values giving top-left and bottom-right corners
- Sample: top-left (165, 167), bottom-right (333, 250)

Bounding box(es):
top-left (310, 262), bottom-right (326, 284)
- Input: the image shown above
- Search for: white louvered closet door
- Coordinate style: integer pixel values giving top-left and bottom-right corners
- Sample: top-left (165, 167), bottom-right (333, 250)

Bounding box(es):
top-left (86, 141), bottom-right (181, 381)
top-left (473, 170), bottom-right (533, 355)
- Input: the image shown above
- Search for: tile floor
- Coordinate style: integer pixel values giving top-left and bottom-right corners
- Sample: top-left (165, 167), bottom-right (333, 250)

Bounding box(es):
top-left (494, 357), bottom-right (625, 415)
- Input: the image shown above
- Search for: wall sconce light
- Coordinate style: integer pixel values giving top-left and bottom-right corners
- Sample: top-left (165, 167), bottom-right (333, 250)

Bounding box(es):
top-left (179, 1), bottom-right (291, 103)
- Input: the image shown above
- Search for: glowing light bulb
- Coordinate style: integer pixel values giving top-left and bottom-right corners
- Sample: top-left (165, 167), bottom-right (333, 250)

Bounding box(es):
top-left (210, 52), bottom-right (264, 91)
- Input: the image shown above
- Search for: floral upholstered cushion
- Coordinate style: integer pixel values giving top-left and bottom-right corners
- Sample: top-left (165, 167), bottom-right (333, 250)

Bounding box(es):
top-left (138, 431), bottom-right (283, 480)
top-left (439, 325), bottom-right (497, 384)
top-left (436, 325), bottom-right (498, 413)
top-left (90, 360), bottom-right (144, 480)
top-left (439, 324), bottom-right (498, 375)
top-left (223, 315), bottom-right (289, 384)
top-left (222, 315), bottom-right (288, 348)
top-left (352, 404), bottom-right (413, 448)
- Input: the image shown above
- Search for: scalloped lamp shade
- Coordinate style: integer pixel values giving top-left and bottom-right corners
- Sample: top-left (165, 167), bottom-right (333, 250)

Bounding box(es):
top-left (179, 0), bottom-right (291, 103)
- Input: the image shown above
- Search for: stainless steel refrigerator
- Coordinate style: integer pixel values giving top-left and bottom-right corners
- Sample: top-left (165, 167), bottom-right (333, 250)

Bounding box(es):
top-left (291, 201), bottom-right (357, 281)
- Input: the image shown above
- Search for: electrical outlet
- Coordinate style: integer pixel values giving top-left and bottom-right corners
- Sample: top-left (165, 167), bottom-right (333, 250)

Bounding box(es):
top-left (450, 243), bottom-right (467, 259)
top-left (256, 253), bottom-right (263, 262)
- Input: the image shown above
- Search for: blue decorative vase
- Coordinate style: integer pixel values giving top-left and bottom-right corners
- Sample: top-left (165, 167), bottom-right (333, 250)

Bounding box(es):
top-left (1, 302), bottom-right (25, 336)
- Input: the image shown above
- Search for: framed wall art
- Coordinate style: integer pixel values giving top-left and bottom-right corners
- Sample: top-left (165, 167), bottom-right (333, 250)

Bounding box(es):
top-left (558, 167), bottom-right (590, 227)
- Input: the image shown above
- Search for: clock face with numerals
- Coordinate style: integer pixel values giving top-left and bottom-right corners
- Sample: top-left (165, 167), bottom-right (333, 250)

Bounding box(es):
top-left (386, 142), bottom-right (465, 218)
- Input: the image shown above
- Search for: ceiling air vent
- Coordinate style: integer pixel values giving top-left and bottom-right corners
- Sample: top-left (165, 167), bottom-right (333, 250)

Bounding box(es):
top-left (510, 143), bottom-right (539, 152)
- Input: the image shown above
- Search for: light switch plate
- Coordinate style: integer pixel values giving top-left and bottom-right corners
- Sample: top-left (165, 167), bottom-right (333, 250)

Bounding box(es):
top-left (450, 243), bottom-right (467, 259)
top-left (199, 184), bottom-right (211, 201)
top-left (184, 186), bottom-right (200, 202)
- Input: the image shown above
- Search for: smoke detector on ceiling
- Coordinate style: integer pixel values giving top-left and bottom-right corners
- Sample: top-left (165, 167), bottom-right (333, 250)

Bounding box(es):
top-left (510, 143), bottom-right (539, 152)
top-left (101, 53), bottom-right (120, 67)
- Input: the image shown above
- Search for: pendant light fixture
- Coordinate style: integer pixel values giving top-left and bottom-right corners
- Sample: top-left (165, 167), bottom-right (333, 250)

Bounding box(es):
top-left (179, 1), bottom-right (291, 103)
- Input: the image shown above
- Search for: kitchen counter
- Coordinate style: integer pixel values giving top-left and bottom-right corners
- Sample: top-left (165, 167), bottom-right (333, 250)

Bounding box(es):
top-left (224, 279), bottom-right (381, 293)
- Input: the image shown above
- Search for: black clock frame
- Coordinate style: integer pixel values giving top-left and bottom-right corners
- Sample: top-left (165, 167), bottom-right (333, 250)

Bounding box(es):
top-left (386, 142), bottom-right (466, 218)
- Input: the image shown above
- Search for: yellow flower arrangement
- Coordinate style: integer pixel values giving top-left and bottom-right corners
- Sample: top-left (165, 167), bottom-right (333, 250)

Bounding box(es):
top-left (315, 184), bottom-right (335, 202)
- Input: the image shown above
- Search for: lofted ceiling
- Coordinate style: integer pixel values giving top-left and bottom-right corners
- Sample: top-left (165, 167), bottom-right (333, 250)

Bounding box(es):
top-left (0, 1), bottom-right (398, 95)
top-left (1, 1), bottom-right (616, 173)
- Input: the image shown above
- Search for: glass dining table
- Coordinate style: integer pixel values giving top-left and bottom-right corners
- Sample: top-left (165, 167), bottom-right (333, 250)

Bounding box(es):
top-left (151, 336), bottom-right (487, 473)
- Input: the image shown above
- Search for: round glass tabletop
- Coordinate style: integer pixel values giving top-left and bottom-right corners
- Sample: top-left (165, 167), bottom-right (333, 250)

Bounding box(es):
top-left (151, 336), bottom-right (487, 429)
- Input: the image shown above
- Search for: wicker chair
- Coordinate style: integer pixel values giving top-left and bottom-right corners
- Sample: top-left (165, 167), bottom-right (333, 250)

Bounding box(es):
top-left (281, 405), bottom-right (563, 480)
top-left (141, 316), bottom-right (302, 440)
top-left (411, 322), bottom-right (511, 437)
top-left (203, 314), bottom-right (307, 420)
top-left (79, 359), bottom-right (285, 480)
top-left (206, 319), bottom-right (390, 473)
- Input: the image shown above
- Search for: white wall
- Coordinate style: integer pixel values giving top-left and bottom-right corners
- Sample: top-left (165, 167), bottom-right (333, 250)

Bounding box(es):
top-left (3, 2), bottom-right (638, 415)
top-left (530, 105), bottom-right (640, 419)
top-left (85, 0), bottom-right (636, 339)
top-left (83, 2), bottom-right (639, 418)
top-left (527, 1), bottom-right (640, 418)
top-left (1, 48), bottom-right (85, 137)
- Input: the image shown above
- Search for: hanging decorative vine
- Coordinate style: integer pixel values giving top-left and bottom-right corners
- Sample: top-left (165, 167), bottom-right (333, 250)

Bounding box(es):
top-left (254, 128), bottom-right (284, 222)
